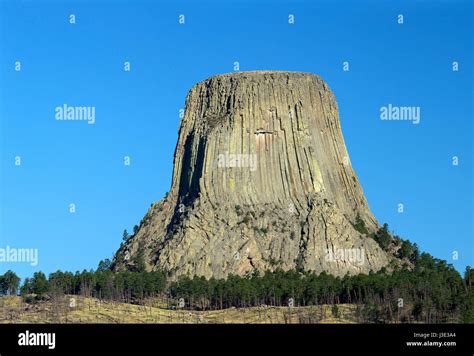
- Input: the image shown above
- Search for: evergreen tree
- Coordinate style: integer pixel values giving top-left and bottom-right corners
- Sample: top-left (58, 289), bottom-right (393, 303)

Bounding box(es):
top-left (398, 239), bottom-right (413, 259)
top-left (7, 239), bottom-right (471, 324)
top-left (31, 272), bottom-right (49, 296)
top-left (353, 213), bottom-right (369, 235)
top-left (133, 242), bottom-right (146, 273)
top-left (20, 278), bottom-right (31, 296)
top-left (122, 229), bottom-right (130, 242)
top-left (97, 259), bottom-right (112, 272)
top-left (373, 223), bottom-right (391, 250)
top-left (0, 270), bottom-right (20, 295)
top-left (461, 267), bottom-right (474, 323)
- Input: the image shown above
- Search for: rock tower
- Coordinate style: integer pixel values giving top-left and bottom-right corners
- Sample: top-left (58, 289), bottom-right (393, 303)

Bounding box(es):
top-left (114, 71), bottom-right (392, 279)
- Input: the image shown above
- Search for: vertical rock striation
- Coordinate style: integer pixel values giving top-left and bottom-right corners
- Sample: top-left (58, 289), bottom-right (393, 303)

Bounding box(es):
top-left (115, 71), bottom-right (392, 279)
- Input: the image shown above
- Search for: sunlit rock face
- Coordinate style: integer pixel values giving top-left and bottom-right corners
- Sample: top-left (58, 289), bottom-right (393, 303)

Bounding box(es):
top-left (114, 71), bottom-right (391, 279)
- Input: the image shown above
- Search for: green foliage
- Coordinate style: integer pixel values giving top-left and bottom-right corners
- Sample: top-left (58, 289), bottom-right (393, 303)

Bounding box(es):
top-left (253, 226), bottom-right (269, 234)
top-left (48, 270), bottom-right (75, 294)
top-left (361, 302), bottom-right (380, 322)
top-left (397, 239), bottom-right (419, 264)
top-left (0, 270), bottom-right (20, 295)
top-left (234, 205), bottom-right (242, 215)
top-left (461, 267), bottom-right (474, 323)
top-left (240, 214), bottom-right (251, 225)
top-left (113, 250), bottom-right (125, 268)
top-left (13, 260), bottom-right (471, 323)
top-left (133, 242), bottom-right (147, 273)
top-left (372, 223), bottom-right (391, 251)
top-left (97, 259), bottom-right (112, 272)
top-left (32, 269), bottom-right (168, 302)
top-left (266, 257), bottom-right (280, 267)
top-left (31, 272), bottom-right (49, 296)
top-left (122, 229), bottom-right (130, 242)
top-left (20, 278), bottom-right (31, 296)
top-left (353, 213), bottom-right (369, 235)
top-left (10, 238), bottom-right (472, 323)
top-left (411, 302), bottom-right (423, 321)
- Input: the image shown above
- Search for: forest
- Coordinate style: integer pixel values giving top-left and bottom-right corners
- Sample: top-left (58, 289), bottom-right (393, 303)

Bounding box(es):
top-left (1, 227), bottom-right (473, 323)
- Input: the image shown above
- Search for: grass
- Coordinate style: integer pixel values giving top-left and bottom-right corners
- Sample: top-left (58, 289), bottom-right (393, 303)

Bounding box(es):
top-left (0, 296), bottom-right (359, 324)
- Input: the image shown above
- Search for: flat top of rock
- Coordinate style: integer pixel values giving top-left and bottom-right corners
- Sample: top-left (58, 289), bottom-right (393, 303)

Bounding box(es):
top-left (195, 70), bottom-right (322, 86)
top-left (214, 70), bottom-right (313, 76)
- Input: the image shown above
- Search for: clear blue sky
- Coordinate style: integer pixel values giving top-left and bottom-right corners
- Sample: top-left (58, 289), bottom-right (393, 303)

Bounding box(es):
top-left (0, 0), bottom-right (472, 280)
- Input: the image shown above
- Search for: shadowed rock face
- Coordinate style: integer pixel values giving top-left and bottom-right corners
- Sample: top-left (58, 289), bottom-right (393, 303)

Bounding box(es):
top-left (115, 71), bottom-right (392, 279)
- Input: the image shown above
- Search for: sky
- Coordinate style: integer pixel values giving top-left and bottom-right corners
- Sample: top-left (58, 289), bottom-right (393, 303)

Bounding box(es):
top-left (0, 0), bottom-right (472, 280)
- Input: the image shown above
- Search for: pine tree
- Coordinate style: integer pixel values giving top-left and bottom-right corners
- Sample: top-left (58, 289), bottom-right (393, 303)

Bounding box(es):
top-left (373, 223), bottom-right (391, 251)
top-left (0, 270), bottom-right (20, 295)
top-left (98, 259), bottom-right (112, 272)
top-left (353, 213), bottom-right (369, 235)
top-left (122, 229), bottom-right (130, 242)
top-left (133, 242), bottom-right (146, 273)
top-left (31, 272), bottom-right (49, 297)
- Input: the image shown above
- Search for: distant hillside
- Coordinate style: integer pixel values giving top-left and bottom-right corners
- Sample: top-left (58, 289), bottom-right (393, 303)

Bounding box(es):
top-left (0, 296), bottom-right (358, 324)
top-left (2, 257), bottom-right (473, 324)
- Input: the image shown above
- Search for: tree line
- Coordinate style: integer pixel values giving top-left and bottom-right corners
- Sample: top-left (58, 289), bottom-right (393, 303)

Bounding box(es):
top-left (168, 257), bottom-right (473, 323)
top-left (1, 226), bottom-right (473, 323)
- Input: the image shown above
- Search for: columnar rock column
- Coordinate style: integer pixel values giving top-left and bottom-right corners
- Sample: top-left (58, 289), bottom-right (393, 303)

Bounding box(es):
top-left (115, 71), bottom-right (391, 279)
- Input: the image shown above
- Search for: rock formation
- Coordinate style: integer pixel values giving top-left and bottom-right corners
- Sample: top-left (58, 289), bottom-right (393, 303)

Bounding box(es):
top-left (114, 71), bottom-right (393, 279)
